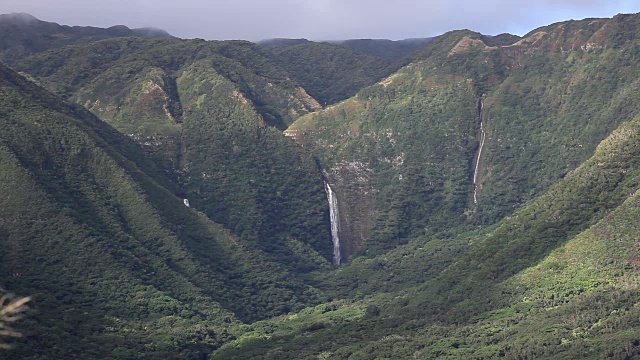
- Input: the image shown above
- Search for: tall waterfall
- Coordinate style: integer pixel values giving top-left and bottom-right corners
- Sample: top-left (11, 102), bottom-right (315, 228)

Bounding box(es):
top-left (473, 99), bottom-right (485, 204)
top-left (324, 181), bottom-right (342, 265)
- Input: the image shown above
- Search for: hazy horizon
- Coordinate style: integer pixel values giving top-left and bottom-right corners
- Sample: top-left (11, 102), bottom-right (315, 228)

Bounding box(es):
top-left (3, 0), bottom-right (640, 41)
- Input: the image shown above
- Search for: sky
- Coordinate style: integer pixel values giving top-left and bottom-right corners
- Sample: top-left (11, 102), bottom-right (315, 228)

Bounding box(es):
top-left (4, 0), bottom-right (640, 41)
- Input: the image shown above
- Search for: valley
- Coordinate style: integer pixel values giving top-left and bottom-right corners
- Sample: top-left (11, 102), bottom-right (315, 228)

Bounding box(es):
top-left (2, 10), bottom-right (640, 359)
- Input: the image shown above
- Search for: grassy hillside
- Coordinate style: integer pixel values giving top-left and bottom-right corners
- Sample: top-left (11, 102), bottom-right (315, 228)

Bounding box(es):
top-left (210, 112), bottom-right (640, 359)
top-left (15, 37), bottom-right (334, 270)
top-left (0, 63), bottom-right (327, 358)
top-left (0, 13), bottom-right (171, 64)
top-left (288, 13), bottom-right (640, 260)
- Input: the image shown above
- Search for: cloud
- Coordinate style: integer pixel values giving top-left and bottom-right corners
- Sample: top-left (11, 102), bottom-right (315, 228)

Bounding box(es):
top-left (3, 0), bottom-right (639, 40)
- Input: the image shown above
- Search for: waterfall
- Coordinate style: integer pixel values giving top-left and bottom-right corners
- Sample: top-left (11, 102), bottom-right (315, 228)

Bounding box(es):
top-left (324, 181), bottom-right (342, 265)
top-left (473, 99), bottom-right (485, 204)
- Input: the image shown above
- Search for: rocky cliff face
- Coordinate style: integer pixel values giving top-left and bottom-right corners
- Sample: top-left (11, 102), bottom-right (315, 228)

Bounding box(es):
top-left (323, 162), bottom-right (377, 260)
top-left (288, 14), bottom-right (640, 258)
top-left (289, 63), bottom-right (479, 260)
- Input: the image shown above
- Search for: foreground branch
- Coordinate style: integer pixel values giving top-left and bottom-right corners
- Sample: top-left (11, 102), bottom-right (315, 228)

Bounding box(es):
top-left (0, 292), bottom-right (30, 350)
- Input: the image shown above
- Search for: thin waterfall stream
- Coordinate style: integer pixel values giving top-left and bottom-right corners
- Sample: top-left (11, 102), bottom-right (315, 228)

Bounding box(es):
top-left (473, 99), bottom-right (485, 204)
top-left (324, 181), bottom-right (342, 265)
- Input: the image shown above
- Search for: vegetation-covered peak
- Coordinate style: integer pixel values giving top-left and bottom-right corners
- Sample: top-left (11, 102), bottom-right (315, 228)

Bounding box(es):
top-left (0, 12), bottom-right (40, 24)
top-left (257, 37), bottom-right (434, 62)
top-left (14, 36), bottom-right (319, 129)
top-left (0, 12), bottom-right (173, 64)
top-left (288, 10), bottom-right (640, 260)
top-left (14, 35), bottom-right (334, 273)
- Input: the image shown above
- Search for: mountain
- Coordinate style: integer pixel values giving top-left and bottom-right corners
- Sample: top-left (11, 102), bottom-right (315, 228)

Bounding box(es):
top-left (0, 62), bottom-right (327, 358)
top-left (213, 110), bottom-right (640, 359)
top-left (0, 13), bottom-right (172, 64)
top-left (287, 13), bottom-right (640, 261)
top-left (266, 41), bottom-right (399, 106)
top-left (259, 37), bottom-right (435, 62)
top-left (333, 38), bottom-right (435, 60)
top-left (14, 37), bottom-right (334, 271)
top-left (258, 37), bottom-right (437, 106)
top-left (4, 10), bottom-right (640, 360)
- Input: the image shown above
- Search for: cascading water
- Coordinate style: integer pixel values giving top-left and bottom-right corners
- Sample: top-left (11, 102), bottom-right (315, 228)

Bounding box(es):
top-left (473, 99), bottom-right (485, 204)
top-left (324, 181), bottom-right (342, 265)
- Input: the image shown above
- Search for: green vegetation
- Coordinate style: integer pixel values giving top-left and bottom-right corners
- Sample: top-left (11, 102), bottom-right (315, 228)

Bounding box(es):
top-left (3, 10), bottom-right (640, 360)
top-left (289, 13), bottom-right (640, 259)
top-left (14, 37), bottom-right (334, 270)
top-left (335, 38), bottom-right (434, 61)
top-left (267, 41), bottom-right (399, 105)
top-left (0, 63), bottom-right (326, 358)
top-left (257, 38), bottom-right (311, 49)
top-left (289, 60), bottom-right (479, 258)
top-left (211, 113), bottom-right (640, 359)
top-left (0, 13), bottom-right (171, 64)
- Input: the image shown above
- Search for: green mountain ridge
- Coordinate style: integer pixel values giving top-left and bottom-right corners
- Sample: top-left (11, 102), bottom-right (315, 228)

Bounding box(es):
top-left (288, 12), bottom-right (640, 260)
top-left (256, 38), bottom-right (311, 48)
top-left (266, 41), bottom-right (400, 106)
top-left (257, 37), bottom-right (434, 62)
top-left (332, 38), bottom-right (435, 60)
top-left (211, 111), bottom-right (640, 359)
top-left (14, 37), bottom-right (335, 271)
top-left (2, 10), bottom-right (640, 360)
top-left (0, 13), bottom-right (172, 65)
top-left (0, 62), bottom-right (328, 358)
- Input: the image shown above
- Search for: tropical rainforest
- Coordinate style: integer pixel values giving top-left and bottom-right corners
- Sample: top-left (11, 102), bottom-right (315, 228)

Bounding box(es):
top-left (2, 10), bottom-right (640, 360)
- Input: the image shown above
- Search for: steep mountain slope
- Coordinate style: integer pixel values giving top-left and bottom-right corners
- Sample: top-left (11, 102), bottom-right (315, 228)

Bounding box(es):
top-left (211, 111), bottom-right (640, 360)
top-left (0, 63), bottom-right (327, 358)
top-left (14, 37), bottom-right (334, 270)
top-left (288, 13), bottom-right (640, 260)
top-left (267, 41), bottom-right (399, 106)
top-left (0, 13), bottom-right (171, 64)
top-left (286, 30), bottom-right (489, 259)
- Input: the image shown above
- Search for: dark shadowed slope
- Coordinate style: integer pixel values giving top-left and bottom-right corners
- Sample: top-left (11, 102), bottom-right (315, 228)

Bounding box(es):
top-left (0, 13), bottom-right (172, 64)
top-left (335, 38), bottom-right (435, 60)
top-left (0, 63), bottom-right (326, 358)
top-left (15, 37), bottom-right (335, 271)
top-left (267, 41), bottom-right (399, 106)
